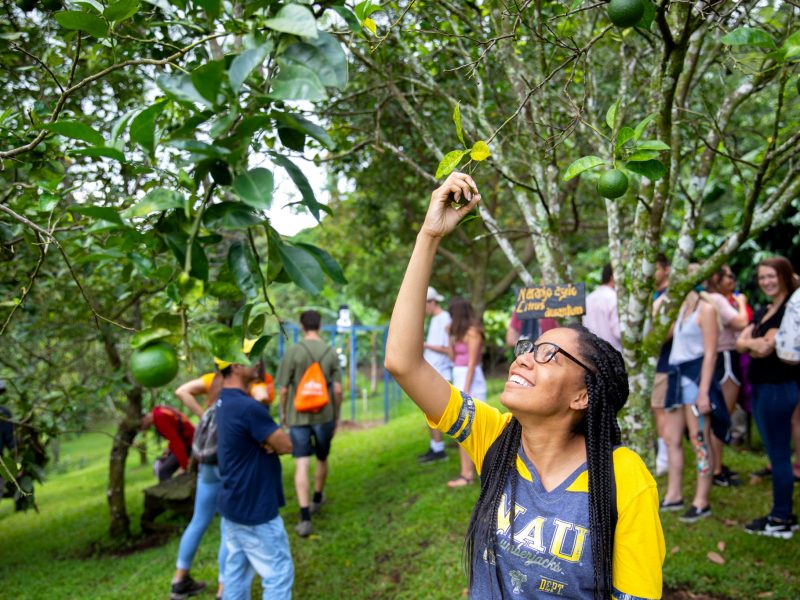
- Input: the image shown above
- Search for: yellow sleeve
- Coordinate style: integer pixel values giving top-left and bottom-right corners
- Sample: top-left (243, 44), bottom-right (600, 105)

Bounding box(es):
top-left (611, 449), bottom-right (666, 599)
top-left (200, 373), bottom-right (215, 393)
top-left (425, 384), bottom-right (512, 474)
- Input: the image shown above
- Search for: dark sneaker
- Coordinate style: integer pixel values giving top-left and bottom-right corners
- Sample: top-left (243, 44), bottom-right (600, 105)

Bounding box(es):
top-left (745, 515), bottom-right (795, 539)
top-left (417, 449), bottom-right (447, 465)
top-left (170, 575), bottom-right (206, 600)
top-left (751, 466), bottom-right (772, 478)
top-left (310, 493), bottom-right (326, 516)
top-left (713, 471), bottom-right (741, 487)
top-left (679, 505), bottom-right (712, 523)
top-left (659, 499), bottom-right (685, 512)
top-left (720, 464), bottom-right (740, 480)
top-left (295, 519), bottom-right (313, 537)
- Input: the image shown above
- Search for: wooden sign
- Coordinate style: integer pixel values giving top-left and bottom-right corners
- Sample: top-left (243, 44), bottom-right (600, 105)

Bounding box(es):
top-left (514, 283), bottom-right (586, 319)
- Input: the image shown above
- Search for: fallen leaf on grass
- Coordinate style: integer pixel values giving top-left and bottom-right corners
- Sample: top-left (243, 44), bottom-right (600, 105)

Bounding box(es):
top-left (670, 546), bottom-right (680, 555)
top-left (722, 518), bottom-right (738, 526)
top-left (707, 551), bottom-right (725, 565)
top-left (717, 541), bottom-right (726, 552)
top-left (757, 592), bottom-right (774, 598)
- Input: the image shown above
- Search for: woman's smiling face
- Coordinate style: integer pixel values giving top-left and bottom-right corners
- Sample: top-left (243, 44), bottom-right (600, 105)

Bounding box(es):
top-left (501, 327), bottom-right (590, 419)
top-left (757, 265), bottom-right (784, 300)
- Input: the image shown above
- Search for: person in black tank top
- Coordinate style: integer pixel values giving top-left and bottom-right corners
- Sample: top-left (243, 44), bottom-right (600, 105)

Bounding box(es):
top-left (736, 257), bottom-right (800, 538)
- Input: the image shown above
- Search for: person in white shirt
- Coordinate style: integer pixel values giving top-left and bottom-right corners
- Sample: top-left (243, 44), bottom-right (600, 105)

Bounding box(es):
top-left (418, 286), bottom-right (453, 464)
top-left (583, 264), bottom-right (622, 352)
top-left (776, 286), bottom-right (800, 365)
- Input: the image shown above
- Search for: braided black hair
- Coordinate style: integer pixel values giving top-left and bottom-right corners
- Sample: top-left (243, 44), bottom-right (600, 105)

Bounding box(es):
top-left (464, 324), bottom-right (628, 600)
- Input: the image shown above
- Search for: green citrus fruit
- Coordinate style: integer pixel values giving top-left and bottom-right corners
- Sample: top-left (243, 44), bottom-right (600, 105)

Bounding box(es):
top-left (17, 0), bottom-right (38, 11)
top-left (40, 0), bottom-right (62, 10)
top-left (597, 169), bottom-right (629, 199)
top-left (130, 342), bottom-right (179, 388)
top-left (607, 0), bottom-right (645, 28)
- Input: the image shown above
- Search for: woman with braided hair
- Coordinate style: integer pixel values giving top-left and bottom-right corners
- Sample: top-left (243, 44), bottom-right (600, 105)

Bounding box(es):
top-left (385, 172), bottom-right (664, 599)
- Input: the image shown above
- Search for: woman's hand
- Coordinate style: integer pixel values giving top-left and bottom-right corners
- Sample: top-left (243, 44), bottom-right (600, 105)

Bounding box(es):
top-left (696, 390), bottom-right (712, 415)
top-left (420, 172), bottom-right (480, 239)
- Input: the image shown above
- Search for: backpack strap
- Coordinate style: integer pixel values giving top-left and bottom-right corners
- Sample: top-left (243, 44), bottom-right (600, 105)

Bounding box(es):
top-left (296, 342), bottom-right (333, 382)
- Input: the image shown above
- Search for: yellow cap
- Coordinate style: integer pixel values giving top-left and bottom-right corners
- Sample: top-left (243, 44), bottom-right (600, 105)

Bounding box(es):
top-left (213, 338), bottom-right (259, 370)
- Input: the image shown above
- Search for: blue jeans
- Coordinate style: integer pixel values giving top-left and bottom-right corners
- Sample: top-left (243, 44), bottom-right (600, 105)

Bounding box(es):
top-left (751, 382), bottom-right (799, 520)
top-left (222, 515), bottom-right (294, 600)
top-left (176, 464), bottom-right (227, 582)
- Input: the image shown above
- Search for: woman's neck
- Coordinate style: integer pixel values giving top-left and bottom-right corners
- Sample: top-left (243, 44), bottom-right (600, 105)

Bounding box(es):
top-left (518, 421), bottom-right (587, 491)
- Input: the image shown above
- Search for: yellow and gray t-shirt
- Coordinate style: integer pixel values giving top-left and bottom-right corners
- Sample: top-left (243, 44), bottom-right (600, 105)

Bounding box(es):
top-left (427, 385), bottom-right (665, 599)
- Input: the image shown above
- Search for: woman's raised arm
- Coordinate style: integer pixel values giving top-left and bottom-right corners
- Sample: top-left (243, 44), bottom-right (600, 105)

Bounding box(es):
top-left (384, 172), bottom-right (480, 422)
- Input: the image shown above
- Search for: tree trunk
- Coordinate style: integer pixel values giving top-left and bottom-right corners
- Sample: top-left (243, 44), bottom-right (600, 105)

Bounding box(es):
top-left (108, 397), bottom-right (141, 539)
top-left (100, 305), bottom-right (143, 539)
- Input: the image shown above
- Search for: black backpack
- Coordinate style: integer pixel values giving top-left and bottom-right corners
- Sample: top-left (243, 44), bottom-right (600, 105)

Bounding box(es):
top-left (192, 406), bottom-right (218, 465)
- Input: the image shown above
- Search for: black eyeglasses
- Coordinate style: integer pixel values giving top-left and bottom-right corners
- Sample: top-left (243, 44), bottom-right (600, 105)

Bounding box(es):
top-left (514, 340), bottom-right (594, 373)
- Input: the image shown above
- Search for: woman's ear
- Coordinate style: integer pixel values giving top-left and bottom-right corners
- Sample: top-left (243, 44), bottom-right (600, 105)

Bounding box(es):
top-left (570, 388), bottom-right (589, 411)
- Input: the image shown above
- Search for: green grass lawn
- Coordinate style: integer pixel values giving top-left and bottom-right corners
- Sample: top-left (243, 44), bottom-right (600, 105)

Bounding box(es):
top-left (1, 379), bottom-right (799, 599)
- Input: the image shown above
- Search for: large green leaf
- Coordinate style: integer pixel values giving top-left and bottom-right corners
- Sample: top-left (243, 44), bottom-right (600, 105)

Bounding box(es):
top-left (277, 243), bottom-right (325, 295)
top-left (205, 323), bottom-right (251, 365)
top-left (636, 140), bottom-right (670, 151)
top-left (195, 0), bottom-right (220, 19)
top-left (130, 327), bottom-right (172, 350)
top-left (633, 113), bottom-right (657, 141)
top-left (264, 4), bottom-right (318, 38)
top-left (562, 155), bottom-right (605, 181)
top-left (782, 30), bottom-right (800, 60)
top-left (129, 100), bottom-right (167, 158)
top-left (624, 159), bottom-right (666, 181)
top-left (44, 121), bottom-right (104, 146)
top-left (203, 202), bottom-right (262, 230)
top-left (54, 10), bottom-right (108, 38)
top-left (296, 242), bottom-right (347, 285)
top-left (453, 102), bottom-right (465, 147)
top-left (69, 147), bottom-right (125, 162)
top-left (329, 5), bottom-right (360, 31)
top-left (270, 64), bottom-right (327, 101)
top-left (68, 205), bottom-right (125, 225)
top-left (104, 0), bottom-right (139, 22)
top-left (721, 27), bottom-right (776, 49)
top-left (233, 168), bottom-right (274, 210)
top-left (229, 42), bottom-right (272, 93)
top-left (156, 74), bottom-right (210, 106)
top-left (272, 112), bottom-right (334, 150)
top-left (191, 60), bottom-right (226, 105)
top-left (626, 149), bottom-right (661, 162)
top-left (280, 32), bottom-right (347, 90)
top-left (435, 149), bottom-right (469, 178)
top-left (269, 152), bottom-right (329, 222)
top-left (605, 99), bottom-right (620, 130)
top-left (278, 127), bottom-right (305, 152)
top-left (125, 188), bottom-right (185, 218)
top-left (615, 127), bottom-right (635, 148)
top-left (227, 240), bottom-right (260, 299)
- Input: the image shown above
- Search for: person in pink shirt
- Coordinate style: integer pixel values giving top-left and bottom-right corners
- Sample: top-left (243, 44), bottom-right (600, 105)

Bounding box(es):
top-left (704, 266), bottom-right (750, 486)
top-left (583, 264), bottom-right (622, 352)
top-left (445, 297), bottom-right (486, 488)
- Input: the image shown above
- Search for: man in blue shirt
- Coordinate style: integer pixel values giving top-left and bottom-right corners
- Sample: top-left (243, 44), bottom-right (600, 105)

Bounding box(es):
top-left (215, 352), bottom-right (294, 599)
